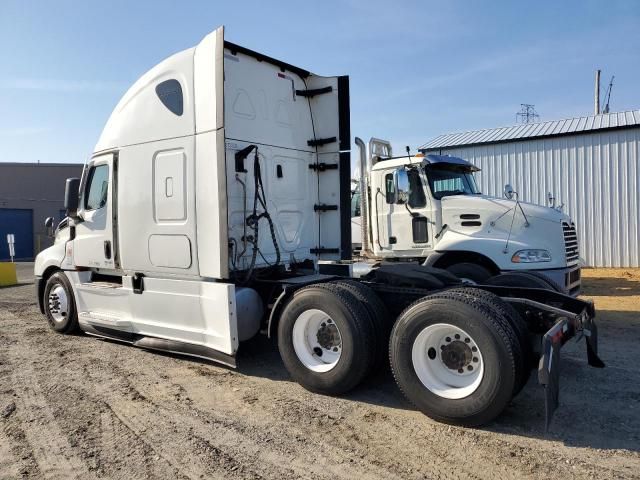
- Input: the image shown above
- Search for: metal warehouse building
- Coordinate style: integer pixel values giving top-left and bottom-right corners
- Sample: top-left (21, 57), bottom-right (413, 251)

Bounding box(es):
top-left (0, 163), bottom-right (83, 261)
top-left (420, 109), bottom-right (640, 267)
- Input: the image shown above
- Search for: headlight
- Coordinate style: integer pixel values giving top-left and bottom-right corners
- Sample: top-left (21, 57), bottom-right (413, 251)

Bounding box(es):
top-left (511, 249), bottom-right (551, 263)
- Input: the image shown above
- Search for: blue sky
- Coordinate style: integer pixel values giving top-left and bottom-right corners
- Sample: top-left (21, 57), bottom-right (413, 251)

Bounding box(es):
top-left (1, 0), bottom-right (638, 164)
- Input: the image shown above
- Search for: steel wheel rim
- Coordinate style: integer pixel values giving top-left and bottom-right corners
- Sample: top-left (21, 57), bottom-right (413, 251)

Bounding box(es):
top-left (411, 323), bottom-right (484, 399)
top-left (48, 284), bottom-right (68, 323)
top-left (292, 309), bottom-right (342, 372)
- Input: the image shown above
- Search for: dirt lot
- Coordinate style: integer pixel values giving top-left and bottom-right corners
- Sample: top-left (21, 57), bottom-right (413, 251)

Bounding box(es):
top-left (1, 264), bottom-right (639, 479)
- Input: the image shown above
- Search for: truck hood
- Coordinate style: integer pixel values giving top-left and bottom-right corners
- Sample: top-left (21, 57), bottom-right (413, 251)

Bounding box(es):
top-left (441, 195), bottom-right (568, 223)
top-left (437, 194), bottom-right (573, 270)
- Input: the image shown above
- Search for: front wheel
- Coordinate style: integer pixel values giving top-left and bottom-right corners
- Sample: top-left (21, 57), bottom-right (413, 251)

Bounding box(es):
top-left (390, 295), bottom-right (518, 426)
top-left (43, 271), bottom-right (79, 334)
top-left (485, 271), bottom-right (563, 292)
top-left (445, 263), bottom-right (492, 284)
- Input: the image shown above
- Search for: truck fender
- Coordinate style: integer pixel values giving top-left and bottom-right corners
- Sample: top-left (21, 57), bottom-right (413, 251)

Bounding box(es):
top-left (266, 287), bottom-right (292, 339)
top-left (422, 252), bottom-right (446, 268)
top-left (423, 250), bottom-right (500, 275)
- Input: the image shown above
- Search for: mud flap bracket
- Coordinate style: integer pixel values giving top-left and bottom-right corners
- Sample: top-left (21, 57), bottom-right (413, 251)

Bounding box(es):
top-left (538, 318), bottom-right (566, 431)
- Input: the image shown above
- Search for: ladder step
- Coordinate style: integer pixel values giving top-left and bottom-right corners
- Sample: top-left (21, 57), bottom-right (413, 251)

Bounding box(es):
top-left (314, 204), bottom-right (338, 212)
top-left (295, 86), bottom-right (333, 97)
top-left (309, 163), bottom-right (338, 171)
top-left (310, 247), bottom-right (340, 254)
top-left (307, 137), bottom-right (336, 147)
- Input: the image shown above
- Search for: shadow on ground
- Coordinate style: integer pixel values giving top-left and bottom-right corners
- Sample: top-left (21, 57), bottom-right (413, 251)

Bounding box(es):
top-left (234, 325), bottom-right (640, 453)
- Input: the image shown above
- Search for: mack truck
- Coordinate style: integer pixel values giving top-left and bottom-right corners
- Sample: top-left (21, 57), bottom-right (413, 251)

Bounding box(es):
top-left (351, 138), bottom-right (582, 296)
top-left (35, 26), bottom-right (602, 428)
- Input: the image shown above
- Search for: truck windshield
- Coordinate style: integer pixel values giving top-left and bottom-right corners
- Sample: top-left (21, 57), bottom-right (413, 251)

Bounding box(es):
top-left (426, 165), bottom-right (480, 200)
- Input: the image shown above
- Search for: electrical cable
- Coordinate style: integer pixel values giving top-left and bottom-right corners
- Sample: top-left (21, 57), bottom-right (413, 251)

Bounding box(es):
top-left (241, 146), bottom-right (281, 283)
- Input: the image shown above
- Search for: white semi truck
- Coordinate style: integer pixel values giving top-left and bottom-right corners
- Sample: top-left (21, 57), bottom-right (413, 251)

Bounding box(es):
top-left (35, 26), bottom-right (602, 428)
top-left (351, 138), bottom-right (582, 295)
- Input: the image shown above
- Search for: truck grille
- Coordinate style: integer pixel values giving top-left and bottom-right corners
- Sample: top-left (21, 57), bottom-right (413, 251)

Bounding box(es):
top-left (562, 222), bottom-right (579, 263)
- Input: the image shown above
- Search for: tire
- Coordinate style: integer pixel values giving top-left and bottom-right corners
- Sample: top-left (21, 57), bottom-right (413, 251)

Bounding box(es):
top-left (433, 287), bottom-right (532, 397)
top-left (485, 271), bottom-right (562, 292)
top-left (277, 284), bottom-right (376, 395)
top-left (43, 271), bottom-right (79, 334)
top-left (446, 263), bottom-right (492, 284)
top-left (389, 295), bottom-right (518, 426)
top-left (330, 280), bottom-right (390, 372)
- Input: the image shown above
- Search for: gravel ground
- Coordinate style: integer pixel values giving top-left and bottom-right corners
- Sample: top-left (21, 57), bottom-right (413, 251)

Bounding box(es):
top-left (1, 263), bottom-right (639, 479)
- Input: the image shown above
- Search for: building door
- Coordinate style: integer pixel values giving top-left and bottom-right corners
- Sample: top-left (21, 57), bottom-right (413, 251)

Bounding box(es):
top-left (0, 208), bottom-right (34, 261)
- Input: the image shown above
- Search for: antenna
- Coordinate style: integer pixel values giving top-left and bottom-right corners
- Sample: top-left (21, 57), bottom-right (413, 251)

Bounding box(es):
top-left (516, 104), bottom-right (539, 124)
top-left (601, 76), bottom-right (614, 114)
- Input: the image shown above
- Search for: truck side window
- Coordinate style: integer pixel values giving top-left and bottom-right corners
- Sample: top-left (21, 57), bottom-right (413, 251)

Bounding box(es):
top-left (385, 173), bottom-right (395, 203)
top-left (407, 169), bottom-right (426, 208)
top-left (84, 164), bottom-right (109, 211)
top-left (351, 191), bottom-right (361, 217)
top-left (156, 79), bottom-right (184, 116)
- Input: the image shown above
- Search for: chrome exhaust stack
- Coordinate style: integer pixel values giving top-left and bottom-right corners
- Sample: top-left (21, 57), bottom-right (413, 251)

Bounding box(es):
top-left (355, 137), bottom-right (371, 256)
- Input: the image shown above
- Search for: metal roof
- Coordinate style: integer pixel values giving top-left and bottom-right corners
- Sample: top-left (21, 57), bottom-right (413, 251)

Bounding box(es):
top-left (420, 109), bottom-right (640, 150)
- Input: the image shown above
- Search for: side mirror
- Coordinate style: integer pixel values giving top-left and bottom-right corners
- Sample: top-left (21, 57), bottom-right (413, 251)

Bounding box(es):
top-left (393, 168), bottom-right (411, 204)
top-left (504, 184), bottom-right (515, 200)
top-left (64, 177), bottom-right (81, 219)
top-left (44, 217), bottom-right (55, 238)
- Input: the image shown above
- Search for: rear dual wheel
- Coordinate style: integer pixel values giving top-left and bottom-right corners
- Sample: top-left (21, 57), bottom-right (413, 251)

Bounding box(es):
top-left (390, 291), bottom-right (526, 426)
top-left (277, 282), bottom-right (381, 395)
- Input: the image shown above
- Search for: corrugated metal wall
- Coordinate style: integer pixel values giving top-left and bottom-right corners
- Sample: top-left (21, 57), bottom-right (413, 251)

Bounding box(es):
top-left (428, 128), bottom-right (640, 267)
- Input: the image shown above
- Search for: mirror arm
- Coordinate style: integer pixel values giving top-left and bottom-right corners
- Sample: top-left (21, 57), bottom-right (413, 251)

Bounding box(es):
top-left (403, 202), bottom-right (419, 217)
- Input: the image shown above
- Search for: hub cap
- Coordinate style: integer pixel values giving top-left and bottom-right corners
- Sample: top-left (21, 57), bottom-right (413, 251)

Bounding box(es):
top-left (411, 323), bottom-right (484, 399)
top-left (292, 309), bottom-right (342, 372)
top-left (48, 285), bottom-right (68, 323)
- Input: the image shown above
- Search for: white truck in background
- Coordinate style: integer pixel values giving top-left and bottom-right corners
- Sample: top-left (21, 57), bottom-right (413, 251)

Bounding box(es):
top-left (351, 138), bottom-right (582, 295)
top-left (34, 26), bottom-right (602, 429)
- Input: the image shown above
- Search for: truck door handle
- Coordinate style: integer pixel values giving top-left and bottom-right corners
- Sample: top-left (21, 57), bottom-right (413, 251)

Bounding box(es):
top-left (104, 240), bottom-right (112, 260)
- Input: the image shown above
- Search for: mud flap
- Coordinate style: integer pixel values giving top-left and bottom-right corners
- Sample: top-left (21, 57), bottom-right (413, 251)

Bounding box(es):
top-left (538, 319), bottom-right (566, 431)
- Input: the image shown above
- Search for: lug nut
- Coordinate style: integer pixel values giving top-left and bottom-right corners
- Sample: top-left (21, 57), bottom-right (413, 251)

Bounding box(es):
top-left (471, 346), bottom-right (478, 352)
top-left (467, 365), bottom-right (473, 371)
top-left (473, 357), bottom-right (478, 363)
top-left (454, 334), bottom-right (460, 340)
top-left (445, 337), bottom-right (451, 343)
top-left (464, 337), bottom-right (470, 343)
top-left (457, 368), bottom-right (464, 374)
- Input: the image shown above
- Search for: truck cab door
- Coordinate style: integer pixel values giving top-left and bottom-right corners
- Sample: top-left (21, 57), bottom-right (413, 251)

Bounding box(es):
top-left (73, 153), bottom-right (117, 269)
top-left (388, 168), bottom-right (433, 255)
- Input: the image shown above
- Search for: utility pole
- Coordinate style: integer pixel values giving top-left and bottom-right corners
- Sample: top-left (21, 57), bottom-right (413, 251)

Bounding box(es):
top-left (594, 69), bottom-right (601, 115)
